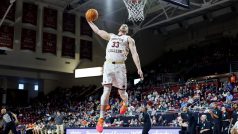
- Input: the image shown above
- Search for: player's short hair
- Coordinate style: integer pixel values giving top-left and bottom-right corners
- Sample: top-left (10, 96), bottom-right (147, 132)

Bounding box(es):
top-left (1, 108), bottom-right (6, 114)
top-left (121, 24), bottom-right (128, 27)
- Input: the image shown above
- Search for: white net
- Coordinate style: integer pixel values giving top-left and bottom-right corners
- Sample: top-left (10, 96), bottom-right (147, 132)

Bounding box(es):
top-left (123, 0), bottom-right (147, 22)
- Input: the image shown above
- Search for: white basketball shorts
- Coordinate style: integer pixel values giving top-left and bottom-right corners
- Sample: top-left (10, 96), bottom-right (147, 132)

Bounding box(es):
top-left (102, 62), bottom-right (127, 89)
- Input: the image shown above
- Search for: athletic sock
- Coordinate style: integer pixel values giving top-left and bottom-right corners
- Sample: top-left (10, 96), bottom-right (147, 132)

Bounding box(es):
top-left (100, 110), bottom-right (105, 118)
top-left (118, 90), bottom-right (128, 106)
top-left (99, 86), bottom-right (111, 119)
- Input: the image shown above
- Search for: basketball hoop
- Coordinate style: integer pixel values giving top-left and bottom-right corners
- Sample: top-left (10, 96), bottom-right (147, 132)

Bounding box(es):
top-left (123, 0), bottom-right (147, 22)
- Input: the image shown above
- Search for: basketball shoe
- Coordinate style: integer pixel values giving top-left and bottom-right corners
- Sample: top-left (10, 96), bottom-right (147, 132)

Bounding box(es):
top-left (106, 105), bottom-right (111, 111)
top-left (120, 101), bottom-right (128, 114)
top-left (96, 118), bottom-right (104, 133)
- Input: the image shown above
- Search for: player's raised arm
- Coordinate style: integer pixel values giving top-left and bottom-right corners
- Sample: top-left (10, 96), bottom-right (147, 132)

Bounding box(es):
top-left (128, 36), bottom-right (143, 80)
top-left (87, 21), bottom-right (111, 41)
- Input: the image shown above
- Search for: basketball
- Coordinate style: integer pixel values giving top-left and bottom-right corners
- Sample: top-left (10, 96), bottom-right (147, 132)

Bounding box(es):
top-left (85, 9), bottom-right (98, 22)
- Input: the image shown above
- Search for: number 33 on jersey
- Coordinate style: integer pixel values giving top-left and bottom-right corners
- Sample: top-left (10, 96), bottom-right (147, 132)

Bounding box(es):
top-left (106, 34), bottom-right (130, 61)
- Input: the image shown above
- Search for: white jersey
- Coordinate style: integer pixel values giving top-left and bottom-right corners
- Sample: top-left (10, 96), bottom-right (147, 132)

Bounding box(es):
top-left (106, 34), bottom-right (129, 61)
top-left (3, 113), bottom-right (13, 123)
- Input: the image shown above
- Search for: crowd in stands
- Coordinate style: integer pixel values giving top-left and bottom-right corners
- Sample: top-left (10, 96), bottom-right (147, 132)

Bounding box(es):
top-left (0, 74), bottom-right (235, 134)
top-left (141, 37), bottom-right (238, 85)
top-left (1, 38), bottom-right (238, 133)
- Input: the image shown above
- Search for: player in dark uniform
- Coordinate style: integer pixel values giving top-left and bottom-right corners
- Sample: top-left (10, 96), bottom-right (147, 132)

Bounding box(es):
top-left (231, 104), bottom-right (238, 126)
top-left (199, 115), bottom-right (212, 134)
top-left (221, 106), bottom-right (230, 134)
top-left (209, 103), bottom-right (222, 134)
top-left (181, 107), bottom-right (196, 134)
top-left (1, 108), bottom-right (18, 134)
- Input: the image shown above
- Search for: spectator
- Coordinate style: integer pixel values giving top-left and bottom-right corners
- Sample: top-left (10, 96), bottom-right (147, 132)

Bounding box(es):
top-left (187, 96), bottom-right (194, 104)
top-left (226, 92), bottom-right (233, 103)
top-left (152, 116), bottom-right (157, 126)
top-left (54, 111), bottom-right (64, 134)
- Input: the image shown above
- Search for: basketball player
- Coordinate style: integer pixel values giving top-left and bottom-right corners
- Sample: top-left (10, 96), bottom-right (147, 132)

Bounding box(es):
top-left (87, 21), bottom-right (143, 133)
top-left (199, 115), bottom-right (212, 134)
top-left (209, 103), bottom-right (222, 134)
top-left (1, 108), bottom-right (18, 134)
top-left (181, 106), bottom-right (196, 134)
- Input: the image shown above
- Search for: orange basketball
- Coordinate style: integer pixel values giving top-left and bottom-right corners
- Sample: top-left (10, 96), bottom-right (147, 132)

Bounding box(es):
top-left (85, 9), bottom-right (98, 22)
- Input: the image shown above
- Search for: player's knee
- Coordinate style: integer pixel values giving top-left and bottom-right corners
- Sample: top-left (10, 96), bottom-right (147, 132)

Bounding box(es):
top-left (102, 86), bottom-right (111, 96)
top-left (104, 84), bottom-right (112, 89)
top-left (101, 91), bottom-right (109, 105)
top-left (118, 89), bottom-right (127, 96)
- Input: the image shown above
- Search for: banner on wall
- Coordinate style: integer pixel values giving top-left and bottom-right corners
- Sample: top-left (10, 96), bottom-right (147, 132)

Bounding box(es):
top-left (42, 32), bottom-right (57, 55)
top-left (63, 13), bottom-right (75, 33)
top-left (0, 25), bottom-right (14, 50)
top-left (22, 3), bottom-right (37, 25)
top-left (0, 0), bottom-right (15, 21)
top-left (21, 28), bottom-right (36, 51)
top-left (43, 8), bottom-right (57, 29)
top-left (80, 17), bottom-right (92, 37)
top-left (80, 40), bottom-right (92, 61)
top-left (62, 36), bottom-right (75, 58)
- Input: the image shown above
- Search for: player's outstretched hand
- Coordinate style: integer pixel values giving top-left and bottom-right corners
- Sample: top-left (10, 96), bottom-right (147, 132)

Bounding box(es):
top-left (138, 69), bottom-right (144, 80)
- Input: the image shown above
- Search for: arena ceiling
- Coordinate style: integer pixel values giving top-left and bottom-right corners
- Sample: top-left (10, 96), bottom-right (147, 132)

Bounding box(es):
top-left (38, 0), bottom-right (238, 35)
top-left (0, 0), bottom-right (237, 74)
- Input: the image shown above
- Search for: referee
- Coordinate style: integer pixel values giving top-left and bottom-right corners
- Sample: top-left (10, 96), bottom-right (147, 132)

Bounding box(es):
top-left (141, 107), bottom-right (152, 134)
top-left (1, 108), bottom-right (18, 134)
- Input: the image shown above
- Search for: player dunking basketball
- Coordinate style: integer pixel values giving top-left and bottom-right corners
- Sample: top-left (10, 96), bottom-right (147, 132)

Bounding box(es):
top-left (87, 21), bottom-right (143, 133)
